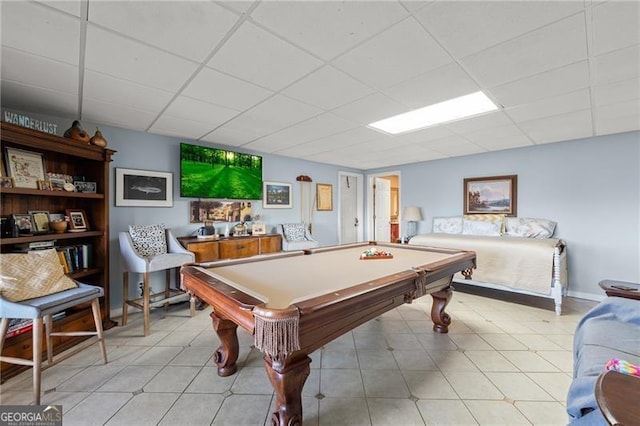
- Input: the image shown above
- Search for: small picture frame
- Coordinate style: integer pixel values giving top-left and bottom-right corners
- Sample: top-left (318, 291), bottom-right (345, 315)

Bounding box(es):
top-left (37, 180), bottom-right (52, 190)
top-left (0, 176), bottom-right (14, 188)
top-left (316, 183), bottom-right (333, 211)
top-left (463, 175), bottom-right (518, 216)
top-left (74, 181), bottom-right (97, 193)
top-left (12, 213), bottom-right (33, 235)
top-left (252, 223), bottom-right (266, 235)
top-left (29, 210), bottom-right (50, 234)
top-left (5, 147), bottom-right (47, 189)
top-left (66, 209), bottom-right (89, 231)
top-left (263, 181), bottom-right (292, 209)
top-left (49, 177), bottom-right (66, 191)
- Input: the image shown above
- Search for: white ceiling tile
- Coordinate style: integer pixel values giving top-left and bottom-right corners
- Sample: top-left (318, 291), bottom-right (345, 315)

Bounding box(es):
top-left (592, 1), bottom-right (640, 56)
top-left (1, 47), bottom-right (78, 94)
top-left (84, 70), bottom-right (173, 113)
top-left (244, 113), bottom-right (357, 153)
top-left (89, 2), bottom-right (239, 62)
top-left (333, 17), bottom-right (452, 89)
top-left (518, 109), bottom-right (593, 144)
top-left (200, 118), bottom-right (266, 147)
top-left (384, 63), bottom-right (480, 109)
top-left (417, 1), bottom-right (583, 58)
top-left (331, 93), bottom-right (408, 124)
top-left (82, 97), bottom-right (157, 131)
top-left (443, 111), bottom-right (512, 134)
top-left (282, 66), bottom-right (375, 110)
top-left (208, 21), bottom-right (323, 91)
top-left (164, 96), bottom-right (239, 128)
top-left (1, 80), bottom-right (78, 118)
top-left (473, 133), bottom-right (533, 152)
top-left (149, 115), bottom-right (218, 140)
top-left (1, 1), bottom-right (80, 65)
top-left (505, 89), bottom-right (591, 123)
top-left (241, 95), bottom-right (323, 133)
top-left (462, 124), bottom-right (533, 150)
top-left (251, 1), bottom-right (408, 60)
top-left (85, 26), bottom-right (198, 92)
top-left (37, 1), bottom-right (82, 17)
top-left (462, 13), bottom-right (587, 87)
top-left (592, 44), bottom-right (640, 86)
top-left (282, 126), bottom-right (382, 157)
top-left (183, 67), bottom-right (273, 112)
top-left (489, 61), bottom-right (590, 107)
top-left (593, 78), bottom-right (640, 107)
top-left (400, 1), bottom-right (432, 13)
top-left (392, 125), bottom-right (455, 145)
top-left (595, 99), bottom-right (640, 135)
top-left (218, 1), bottom-right (253, 15)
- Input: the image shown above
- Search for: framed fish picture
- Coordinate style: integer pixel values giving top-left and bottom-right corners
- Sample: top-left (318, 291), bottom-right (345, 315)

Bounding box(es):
top-left (115, 168), bottom-right (173, 207)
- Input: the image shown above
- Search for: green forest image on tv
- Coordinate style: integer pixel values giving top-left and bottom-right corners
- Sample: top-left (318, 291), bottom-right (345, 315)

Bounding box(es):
top-left (181, 144), bottom-right (263, 200)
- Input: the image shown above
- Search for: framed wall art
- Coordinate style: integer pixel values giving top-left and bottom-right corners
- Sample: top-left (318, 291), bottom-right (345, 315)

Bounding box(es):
top-left (316, 183), bottom-right (333, 211)
top-left (4, 147), bottom-right (46, 189)
top-left (463, 175), bottom-right (517, 216)
top-left (263, 181), bottom-right (292, 209)
top-left (115, 168), bottom-right (173, 207)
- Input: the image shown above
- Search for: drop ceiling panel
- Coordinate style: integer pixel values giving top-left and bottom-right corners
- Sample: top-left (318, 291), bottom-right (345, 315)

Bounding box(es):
top-left (282, 66), bottom-right (375, 110)
top-left (182, 67), bottom-right (273, 112)
top-left (85, 26), bottom-right (198, 92)
top-left (392, 125), bottom-right (455, 145)
top-left (461, 13), bottom-right (587, 88)
top-left (592, 44), bottom-right (640, 86)
top-left (83, 70), bottom-right (173, 113)
top-left (2, 80), bottom-right (78, 118)
top-left (149, 115), bottom-right (219, 140)
top-left (330, 93), bottom-right (408, 125)
top-left (417, 1), bottom-right (583, 58)
top-left (443, 111), bottom-right (513, 135)
top-left (332, 18), bottom-right (452, 89)
top-left (207, 21), bottom-right (323, 91)
top-left (37, 0), bottom-right (82, 17)
top-left (200, 118), bottom-right (266, 147)
top-left (518, 109), bottom-right (593, 144)
top-left (1, 1), bottom-right (80, 65)
top-left (591, 1), bottom-right (640, 56)
top-left (88, 1), bottom-right (238, 62)
top-left (251, 1), bottom-right (409, 60)
top-left (1, 47), bottom-right (78, 95)
top-left (82, 97), bottom-right (157, 131)
top-left (163, 96), bottom-right (239, 127)
top-left (595, 100), bottom-right (640, 135)
top-left (463, 124), bottom-right (533, 150)
top-left (239, 95), bottom-right (323, 134)
top-left (592, 78), bottom-right (640, 107)
top-left (505, 89), bottom-right (591, 123)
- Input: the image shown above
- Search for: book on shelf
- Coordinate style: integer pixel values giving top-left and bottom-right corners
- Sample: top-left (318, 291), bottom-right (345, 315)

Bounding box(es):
top-left (56, 243), bottom-right (92, 273)
top-left (5, 312), bottom-right (66, 338)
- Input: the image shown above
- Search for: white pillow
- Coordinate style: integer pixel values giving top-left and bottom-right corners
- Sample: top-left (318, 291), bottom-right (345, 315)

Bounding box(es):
top-left (432, 216), bottom-right (463, 234)
top-left (505, 217), bottom-right (556, 238)
top-left (462, 219), bottom-right (502, 236)
top-left (129, 224), bottom-right (167, 257)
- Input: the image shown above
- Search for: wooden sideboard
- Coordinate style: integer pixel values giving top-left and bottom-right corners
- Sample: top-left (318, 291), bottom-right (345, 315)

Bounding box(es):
top-left (178, 234), bottom-right (282, 262)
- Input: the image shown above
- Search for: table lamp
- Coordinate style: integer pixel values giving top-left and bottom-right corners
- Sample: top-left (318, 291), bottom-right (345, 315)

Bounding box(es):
top-left (403, 206), bottom-right (422, 241)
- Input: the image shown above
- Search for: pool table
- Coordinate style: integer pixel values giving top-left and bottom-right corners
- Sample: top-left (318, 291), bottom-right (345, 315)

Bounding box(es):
top-left (181, 241), bottom-right (475, 426)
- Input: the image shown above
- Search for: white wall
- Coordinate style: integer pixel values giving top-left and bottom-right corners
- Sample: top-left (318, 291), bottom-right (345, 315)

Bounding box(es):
top-left (370, 131), bottom-right (640, 299)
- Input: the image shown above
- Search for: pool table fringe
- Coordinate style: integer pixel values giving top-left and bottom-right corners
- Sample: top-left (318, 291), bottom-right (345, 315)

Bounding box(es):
top-left (254, 307), bottom-right (300, 360)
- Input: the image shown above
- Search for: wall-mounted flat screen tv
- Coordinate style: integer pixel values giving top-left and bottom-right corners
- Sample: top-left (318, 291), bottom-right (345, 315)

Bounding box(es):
top-left (180, 142), bottom-right (263, 200)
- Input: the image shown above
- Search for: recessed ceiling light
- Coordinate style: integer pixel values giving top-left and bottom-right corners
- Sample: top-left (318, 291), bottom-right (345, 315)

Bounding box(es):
top-left (368, 91), bottom-right (499, 135)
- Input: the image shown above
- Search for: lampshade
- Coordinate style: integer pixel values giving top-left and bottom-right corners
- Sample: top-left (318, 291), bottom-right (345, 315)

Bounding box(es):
top-left (403, 206), bottom-right (422, 222)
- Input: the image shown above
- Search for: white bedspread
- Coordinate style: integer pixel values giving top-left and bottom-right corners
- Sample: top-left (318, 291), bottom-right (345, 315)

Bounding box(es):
top-left (409, 233), bottom-right (564, 294)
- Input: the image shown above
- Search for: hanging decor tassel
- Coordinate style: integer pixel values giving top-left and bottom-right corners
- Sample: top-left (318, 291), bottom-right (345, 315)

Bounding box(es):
top-left (253, 306), bottom-right (300, 361)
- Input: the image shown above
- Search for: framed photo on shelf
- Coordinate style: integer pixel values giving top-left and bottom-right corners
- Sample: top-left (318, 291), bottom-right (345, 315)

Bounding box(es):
top-left (12, 213), bottom-right (33, 235)
top-left (463, 175), bottom-right (518, 216)
top-left (263, 181), bottom-right (292, 209)
top-left (29, 211), bottom-right (50, 234)
top-left (4, 147), bottom-right (46, 189)
top-left (115, 168), bottom-right (173, 207)
top-left (49, 177), bottom-right (66, 191)
top-left (74, 181), bottom-right (97, 193)
top-left (66, 209), bottom-right (89, 231)
top-left (316, 183), bottom-right (333, 211)
top-left (251, 223), bottom-right (266, 235)
top-left (37, 180), bottom-right (52, 190)
top-left (0, 176), bottom-right (14, 188)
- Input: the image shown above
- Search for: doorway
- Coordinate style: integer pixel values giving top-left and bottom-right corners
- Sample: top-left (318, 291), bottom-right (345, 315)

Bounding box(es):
top-left (338, 172), bottom-right (364, 244)
top-left (366, 171), bottom-right (401, 242)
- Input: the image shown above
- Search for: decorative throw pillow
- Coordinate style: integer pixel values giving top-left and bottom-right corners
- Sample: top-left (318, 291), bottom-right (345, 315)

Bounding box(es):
top-left (463, 213), bottom-right (506, 233)
top-left (432, 216), bottom-right (463, 234)
top-left (129, 224), bottom-right (167, 258)
top-left (282, 223), bottom-right (307, 242)
top-left (462, 219), bottom-right (502, 236)
top-left (0, 249), bottom-right (77, 302)
top-left (505, 217), bottom-right (557, 238)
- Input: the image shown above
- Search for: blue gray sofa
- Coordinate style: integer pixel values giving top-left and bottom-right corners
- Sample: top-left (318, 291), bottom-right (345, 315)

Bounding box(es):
top-left (567, 295), bottom-right (640, 424)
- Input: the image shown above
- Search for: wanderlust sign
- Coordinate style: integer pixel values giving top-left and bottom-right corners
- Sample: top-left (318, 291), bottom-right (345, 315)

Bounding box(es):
top-left (3, 111), bottom-right (58, 135)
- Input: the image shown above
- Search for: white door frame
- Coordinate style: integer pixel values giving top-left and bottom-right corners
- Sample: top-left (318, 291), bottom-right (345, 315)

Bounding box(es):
top-left (338, 171), bottom-right (364, 244)
top-left (366, 170), bottom-right (401, 241)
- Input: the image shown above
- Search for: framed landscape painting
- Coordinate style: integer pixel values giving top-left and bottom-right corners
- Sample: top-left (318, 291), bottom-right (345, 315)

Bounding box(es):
top-left (263, 181), bottom-right (292, 209)
top-left (464, 175), bottom-right (517, 216)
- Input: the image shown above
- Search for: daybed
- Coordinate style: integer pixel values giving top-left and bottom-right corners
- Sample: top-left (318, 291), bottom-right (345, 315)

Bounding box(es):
top-left (567, 288), bottom-right (640, 424)
top-left (409, 215), bottom-right (568, 314)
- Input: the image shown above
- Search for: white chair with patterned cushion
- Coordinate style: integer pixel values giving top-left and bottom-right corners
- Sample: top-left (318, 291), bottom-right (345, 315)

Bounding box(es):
top-left (0, 249), bottom-right (107, 404)
top-left (277, 223), bottom-right (320, 251)
top-left (119, 225), bottom-right (196, 336)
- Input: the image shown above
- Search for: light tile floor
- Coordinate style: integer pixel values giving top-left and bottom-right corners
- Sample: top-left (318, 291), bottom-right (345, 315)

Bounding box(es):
top-left (0, 290), bottom-right (597, 425)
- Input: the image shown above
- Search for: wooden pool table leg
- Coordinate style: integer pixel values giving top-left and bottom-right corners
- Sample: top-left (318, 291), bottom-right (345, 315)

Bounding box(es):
top-left (210, 312), bottom-right (239, 376)
top-left (264, 353), bottom-right (311, 426)
top-left (430, 286), bottom-right (452, 333)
